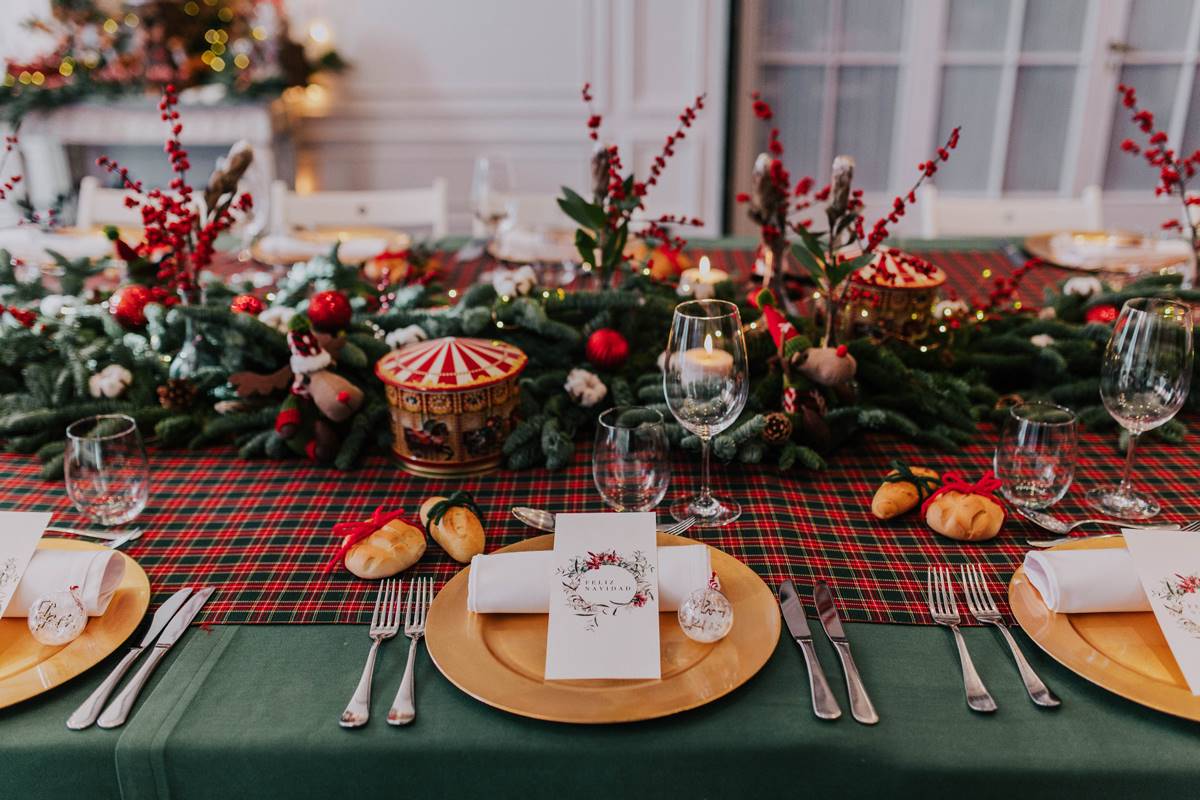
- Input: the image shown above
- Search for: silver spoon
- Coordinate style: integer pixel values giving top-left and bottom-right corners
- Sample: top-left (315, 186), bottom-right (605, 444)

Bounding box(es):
top-left (47, 525), bottom-right (144, 543)
top-left (512, 507), bottom-right (697, 535)
top-left (1016, 507), bottom-right (1177, 536)
top-left (1027, 517), bottom-right (1200, 548)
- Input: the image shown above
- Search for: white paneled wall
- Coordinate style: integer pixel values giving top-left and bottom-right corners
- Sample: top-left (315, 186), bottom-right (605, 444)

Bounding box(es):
top-left (287, 0), bottom-right (729, 235)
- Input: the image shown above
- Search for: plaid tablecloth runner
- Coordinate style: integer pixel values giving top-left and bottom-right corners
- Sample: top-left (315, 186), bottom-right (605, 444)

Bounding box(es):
top-left (0, 247), bottom-right (1189, 626)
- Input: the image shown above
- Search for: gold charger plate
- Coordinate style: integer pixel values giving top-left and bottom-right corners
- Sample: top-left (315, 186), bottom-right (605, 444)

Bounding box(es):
top-left (0, 538), bottom-right (150, 710)
top-left (425, 532), bottom-right (781, 723)
top-left (1010, 535), bottom-right (1200, 720)
top-left (1024, 230), bottom-right (1189, 273)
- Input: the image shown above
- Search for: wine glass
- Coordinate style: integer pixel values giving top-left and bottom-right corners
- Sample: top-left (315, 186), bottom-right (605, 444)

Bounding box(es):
top-left (64, 414), bottom-right (149, 526)
top-left (1086, 297), bottom-right (1193, 519)
top-left (663, 299), bottom-right (749, 527)
top-left (993, 402), bottom-right (1078, 510)
top-left (470, 155), bottom-right (515, 239)
top-left (592, 406), bottom-right (671, 512)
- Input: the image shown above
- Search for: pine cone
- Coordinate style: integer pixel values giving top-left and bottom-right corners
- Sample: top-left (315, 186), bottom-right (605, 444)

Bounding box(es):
top-left (762, 412), bottom-right (793, 445)
top-left (157, 378), bottom-right (198, 411)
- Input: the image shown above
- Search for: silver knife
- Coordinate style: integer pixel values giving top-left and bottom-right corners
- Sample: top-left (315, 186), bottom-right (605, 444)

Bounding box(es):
top-left (67, 587), bottom-right (194, 730)
top-left (96, 587), bottom-right (214, 729)
top-left (778, 580), bottom-right (841, 720)
top-left (813, 581), bottom-right (879, 725)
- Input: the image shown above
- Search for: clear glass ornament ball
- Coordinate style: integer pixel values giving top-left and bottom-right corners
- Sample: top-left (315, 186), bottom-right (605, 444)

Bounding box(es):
top-left (27, 589), bottom-right (87, 646)
top-left (677, 586), bottom-right (734, 643)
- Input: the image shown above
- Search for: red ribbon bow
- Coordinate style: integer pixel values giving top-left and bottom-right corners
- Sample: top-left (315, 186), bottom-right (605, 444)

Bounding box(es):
top-left (919, 470), bottom-right (1005, 518)
top-left (325, 506), bottom-right (415, 573)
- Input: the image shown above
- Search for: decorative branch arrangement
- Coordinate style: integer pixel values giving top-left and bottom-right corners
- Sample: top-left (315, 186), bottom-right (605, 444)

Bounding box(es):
top-left (737, 91), bottom-right (961, 344)
top-left (97, 84), bottom-right (253, 300)
top-left (1116, 82), bottom-right (1200, 257)
top-left (557, 84), bottom-right (705, 286)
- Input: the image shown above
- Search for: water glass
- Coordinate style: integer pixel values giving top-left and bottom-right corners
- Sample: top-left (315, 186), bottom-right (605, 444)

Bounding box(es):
top-left (470, 154), bottom-right (515, 238)
top-left (663, 299), bottom-right (749, 527)
top-left (993, 402), bottom-right (1078, 509)
top-left (1087, 297), bottom-right (1193, 519)
top-left (64, 414), bottom-right (149, 526)
top-left (593, 407), bottom-right (671, 512)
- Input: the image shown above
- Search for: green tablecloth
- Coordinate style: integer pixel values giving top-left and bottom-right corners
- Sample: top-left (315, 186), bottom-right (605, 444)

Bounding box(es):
top-left (5, 621), bottom-right (1196, 799)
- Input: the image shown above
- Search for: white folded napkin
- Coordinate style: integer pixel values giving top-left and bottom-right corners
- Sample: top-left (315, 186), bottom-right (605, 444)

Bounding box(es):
top-left (0, 228), bottom-right (111, 263)
top-left (4, 549), bottom-right (126, 617)
top-left (468, 545), bottom-right (711, 613)
top-left (1023, 548), bottom-right (1151, 613)
top-left (256, 235), bottom-right (388, 265)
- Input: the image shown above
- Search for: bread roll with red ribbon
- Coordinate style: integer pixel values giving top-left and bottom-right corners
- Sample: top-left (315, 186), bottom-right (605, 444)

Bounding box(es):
top-left (420, 491), bottom-right (485, 563)
top-left (922, 471), bottom-right (1005, 542)
top-left (326, 507), bottom-right (426, 578)
top-left (871, 461), bottom-right (940, 519)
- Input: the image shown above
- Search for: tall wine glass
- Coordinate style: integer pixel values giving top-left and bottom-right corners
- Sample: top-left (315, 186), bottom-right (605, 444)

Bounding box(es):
top-left (663, 300), bottom-right (749, 527)
top-left (593, 407), bottom-right (671, 512)
top-left (470, 155), bottom-right (514, 239)
top-left (1086, 297), bottom-right (1193, 519)
top-left (64, 414), bottom-right (149, 526)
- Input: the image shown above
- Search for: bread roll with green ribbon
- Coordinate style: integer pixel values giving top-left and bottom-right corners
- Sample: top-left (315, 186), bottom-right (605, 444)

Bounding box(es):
top-left (420, 491), bottom-right (485, 563)
top-left (871, 461), bottom-right (940, 519)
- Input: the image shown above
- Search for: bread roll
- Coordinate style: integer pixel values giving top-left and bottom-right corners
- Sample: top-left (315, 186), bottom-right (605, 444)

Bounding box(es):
top-left (871, 467), bottom-right (939, 519)
top-left (344, 519), bottom-right (426, 579)
top-left (420, 496), bottom-right (485, 563)
top-left (924, 492), bottom-right (1004, 542)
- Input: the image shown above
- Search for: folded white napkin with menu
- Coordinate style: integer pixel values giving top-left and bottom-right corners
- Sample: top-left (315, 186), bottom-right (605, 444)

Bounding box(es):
top-left (4, 549), bottom-right (126, 617)
top-left (1023, 548), bottom-right (1151, 613)
top-left (256, 234), bottom-right (388, 264)
top-left (467, 545), bottom-right (711, 613)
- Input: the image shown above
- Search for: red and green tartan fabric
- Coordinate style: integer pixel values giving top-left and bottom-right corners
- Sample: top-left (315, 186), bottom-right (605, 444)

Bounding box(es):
top-left (0, 248), bottom-right (1188, 626)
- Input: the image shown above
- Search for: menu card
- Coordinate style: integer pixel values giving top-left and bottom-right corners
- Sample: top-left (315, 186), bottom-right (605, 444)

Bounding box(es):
top-left (0, 512), bottom-right (52, 618)
top-left (544, 513), bottom-right (660, 680)
top-left (1124, 531), bottom-right (1200, 694)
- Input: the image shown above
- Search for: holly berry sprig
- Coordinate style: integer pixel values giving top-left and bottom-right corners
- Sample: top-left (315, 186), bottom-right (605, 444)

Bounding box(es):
top-left (557, 84), bottom-right (705, 283)
top-left (1116, 82), bottom-right (1200, 257)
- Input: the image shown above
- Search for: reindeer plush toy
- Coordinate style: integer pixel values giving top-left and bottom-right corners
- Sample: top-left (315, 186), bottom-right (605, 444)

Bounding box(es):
top-left (230, 314), bottom-right (364, 461)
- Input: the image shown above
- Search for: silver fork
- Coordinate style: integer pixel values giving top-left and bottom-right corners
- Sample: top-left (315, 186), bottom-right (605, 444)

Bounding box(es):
top-left (388, 576), bottom-right (432, 726)
top-left (961, 563), bottom-right (1060, 708)
top-left (927, 567), bottom-right (996, 713)
top-left (339, 578), bottom-right (402, 728)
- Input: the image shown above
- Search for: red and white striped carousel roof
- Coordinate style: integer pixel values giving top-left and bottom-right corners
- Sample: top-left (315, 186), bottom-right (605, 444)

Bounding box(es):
top-left (375, 337), bottom-right (527, 392)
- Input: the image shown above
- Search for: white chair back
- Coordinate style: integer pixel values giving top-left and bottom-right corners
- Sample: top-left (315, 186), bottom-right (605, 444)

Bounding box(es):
top-left (76, 176), bottom-right (144, 229)
top-left (918, 185), bottom-right (1103, 238)
top-left (269, 179), bottom-right (449, 238)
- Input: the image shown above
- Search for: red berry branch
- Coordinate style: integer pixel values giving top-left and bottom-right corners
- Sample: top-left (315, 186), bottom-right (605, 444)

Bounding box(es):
top-left (1115, 82), bottom-right (1200, 257)
top-left (558, 84), bottom-right (705, 283)
top-left (736, 90), bottom-right (962, 342)
top-left (96, 85), bottom-right (252, 299)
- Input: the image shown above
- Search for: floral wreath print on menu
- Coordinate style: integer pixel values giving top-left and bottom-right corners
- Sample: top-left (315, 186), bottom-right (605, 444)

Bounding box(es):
top-left (1154, 574), bottom-right (1200, 637)
top-left (557, 549), bottom-right (656, 632)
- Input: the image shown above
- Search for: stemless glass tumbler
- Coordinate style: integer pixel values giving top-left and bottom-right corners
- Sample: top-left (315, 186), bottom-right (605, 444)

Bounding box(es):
top-left (663, 299), bottom-right (749, 527)
top-left (64, 414), bottom-right (150, 526)
top-left (1087, 297), bottom-right (1193, 519)
top-left (993, 402), bottom-right (1078, 510)
top-left (592, 406), bottom-right (671, 512)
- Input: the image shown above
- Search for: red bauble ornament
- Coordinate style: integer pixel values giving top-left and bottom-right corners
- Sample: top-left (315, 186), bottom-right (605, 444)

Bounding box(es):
top-left (585, 328), bottom-right (630, 370)
top-left (1085, 304), bottom-right (1118, 325)
top-left (308, 290), bottom-right (352, 332)
top-left (110, 285), bottom-right (156, 329)
top-left (230, 294), bottom-right (265, 316)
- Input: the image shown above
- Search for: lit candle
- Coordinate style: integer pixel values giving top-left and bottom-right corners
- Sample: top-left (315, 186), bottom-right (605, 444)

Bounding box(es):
top-left (681, 333), bottom-right (734, 382)
top-left (678, 256), bottom-right (729, 299)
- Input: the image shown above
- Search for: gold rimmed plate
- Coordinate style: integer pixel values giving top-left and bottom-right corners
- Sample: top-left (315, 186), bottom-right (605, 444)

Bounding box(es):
top-left (0, 538), bottom-right (150, 709)
top-left (1024, 230), bottom-right (1191, 273)
top-left (1010, 535), bottom-right (1200, 720)
top-left (425, 532), bottom-right (781, 723)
